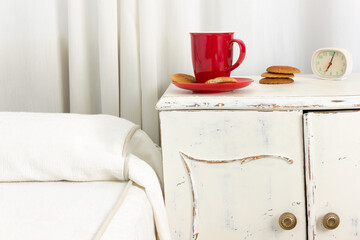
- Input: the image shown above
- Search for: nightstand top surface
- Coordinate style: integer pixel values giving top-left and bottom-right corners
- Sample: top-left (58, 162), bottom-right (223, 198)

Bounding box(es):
top-left (156, 74), bottom-right (360, 111)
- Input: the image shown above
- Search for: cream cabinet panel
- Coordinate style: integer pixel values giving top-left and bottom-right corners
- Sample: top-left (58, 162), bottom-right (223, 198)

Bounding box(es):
top-left (160, 110), bottom-right (306, 240)
top-left (304, 110), bottom-right (360, 240)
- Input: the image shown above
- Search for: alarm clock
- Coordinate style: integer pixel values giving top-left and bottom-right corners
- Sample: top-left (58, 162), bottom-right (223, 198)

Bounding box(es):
top-left (311, 48), bottom-right (353, 80)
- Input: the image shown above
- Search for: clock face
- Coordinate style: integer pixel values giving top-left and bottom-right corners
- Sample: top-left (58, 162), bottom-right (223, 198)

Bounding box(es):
top-left (313, 50), bottom-right (347, 78)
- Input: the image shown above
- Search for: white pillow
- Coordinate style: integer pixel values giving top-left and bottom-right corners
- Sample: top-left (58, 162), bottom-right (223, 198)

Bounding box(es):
top-left (0, 112), bottom-right (135, 182)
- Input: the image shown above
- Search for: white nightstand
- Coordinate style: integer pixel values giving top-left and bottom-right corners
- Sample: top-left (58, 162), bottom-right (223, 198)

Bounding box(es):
top-left (157, 74), bottom-right (360, 240)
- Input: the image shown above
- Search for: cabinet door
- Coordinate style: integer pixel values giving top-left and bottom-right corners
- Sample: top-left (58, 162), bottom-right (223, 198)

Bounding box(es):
top-left (160, 110), bottom-right (306, 240)
top-left (304, 110), bottom-right (360, 240)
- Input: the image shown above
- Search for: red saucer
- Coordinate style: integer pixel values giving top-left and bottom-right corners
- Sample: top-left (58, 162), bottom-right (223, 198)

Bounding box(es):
top-left (172, 77), bottom-right (254, 93)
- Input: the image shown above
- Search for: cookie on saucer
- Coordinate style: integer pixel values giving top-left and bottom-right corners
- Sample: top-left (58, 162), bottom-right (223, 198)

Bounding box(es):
top-left (205, 77), bottom-right (237, 84)
top-left (171, 74), bottom-right (196, 83)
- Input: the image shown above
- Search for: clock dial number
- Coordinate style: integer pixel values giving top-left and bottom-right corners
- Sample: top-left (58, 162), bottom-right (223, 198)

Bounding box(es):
top-left (316, 50), bottom-right (346, 77)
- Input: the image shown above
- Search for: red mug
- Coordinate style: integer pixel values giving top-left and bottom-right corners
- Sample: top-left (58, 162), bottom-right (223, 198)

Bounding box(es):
top-left (190, 32), bottom-right (246, 83)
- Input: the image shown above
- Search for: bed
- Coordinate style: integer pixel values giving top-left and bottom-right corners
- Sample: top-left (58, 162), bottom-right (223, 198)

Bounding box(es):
top-left (0, 112), bottom-right (170, 240)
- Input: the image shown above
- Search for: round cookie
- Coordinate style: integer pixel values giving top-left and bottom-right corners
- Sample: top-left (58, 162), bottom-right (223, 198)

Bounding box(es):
top-left (205, 77), bottom-right (237, 84)
top-left (266, 66), bottom-right (300, 74)
top-left (259, 78), bottom-right (294, 84)
top-left (171, 73), bottom-right (196, 83)
top-left (261, 72), bottom-right (294, 78)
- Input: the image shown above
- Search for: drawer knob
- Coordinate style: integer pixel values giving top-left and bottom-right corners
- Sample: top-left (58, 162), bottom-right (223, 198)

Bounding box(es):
top-left (279, 212), bottom-right (297, 230)
top-left (323, 212), bottom-right (340, 230)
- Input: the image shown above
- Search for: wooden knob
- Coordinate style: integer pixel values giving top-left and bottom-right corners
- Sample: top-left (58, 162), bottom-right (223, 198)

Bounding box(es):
top-left (323, 213), bottom-right (340, 230)
top-left (279, 212), bottom-right (297, 230)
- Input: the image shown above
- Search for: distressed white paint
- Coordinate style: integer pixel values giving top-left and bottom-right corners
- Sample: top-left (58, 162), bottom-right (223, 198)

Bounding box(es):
top-left (158, 76), bottom-right (360, 239)
top-left (160, 110), bottom-right (306, 240)
top-left (156, 74), bottom-right (360, 111)
top-left (304, 110), bottom-right (360, 240)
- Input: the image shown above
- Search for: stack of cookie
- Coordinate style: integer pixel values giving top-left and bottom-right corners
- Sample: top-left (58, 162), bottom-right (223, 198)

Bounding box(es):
top-left (260, 66), bottom-right (300, 84)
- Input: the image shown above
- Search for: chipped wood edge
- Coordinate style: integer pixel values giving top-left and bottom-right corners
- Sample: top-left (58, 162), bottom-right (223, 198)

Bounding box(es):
top-left (180, 152), bottom-right (294, 165)
top-left (179, 152), bottom-right (294, 240)
top-left (181, 153), bottom-right (199, 240)
top-left (156, 95), bottom-right (360, 111)
top-left (304, 109), bottom-right (360, 115)
top-left (304, 113), bottom-right (316, 240)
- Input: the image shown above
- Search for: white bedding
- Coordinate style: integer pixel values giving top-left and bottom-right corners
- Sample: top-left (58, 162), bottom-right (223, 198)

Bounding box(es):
top-left (0, 181), bottom-right (155, 240)
top-left (0, 113), bottom-right (170, 240)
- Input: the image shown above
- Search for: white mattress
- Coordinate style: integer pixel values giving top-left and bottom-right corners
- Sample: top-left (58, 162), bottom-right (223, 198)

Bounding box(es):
top-left (0, 181), bottom-right (156, 240)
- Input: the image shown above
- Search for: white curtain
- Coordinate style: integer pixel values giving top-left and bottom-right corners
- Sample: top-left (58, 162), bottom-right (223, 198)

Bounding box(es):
top-left (1, 0), bottom-right (360, 144)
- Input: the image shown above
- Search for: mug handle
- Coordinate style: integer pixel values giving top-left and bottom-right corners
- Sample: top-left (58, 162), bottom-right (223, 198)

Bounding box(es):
top-left (226, 39), bottom-right (246, 72)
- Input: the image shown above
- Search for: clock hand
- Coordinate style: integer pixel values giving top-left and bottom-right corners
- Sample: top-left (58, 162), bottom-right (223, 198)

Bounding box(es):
top-left (325, 52), bottom-right (336, 72)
